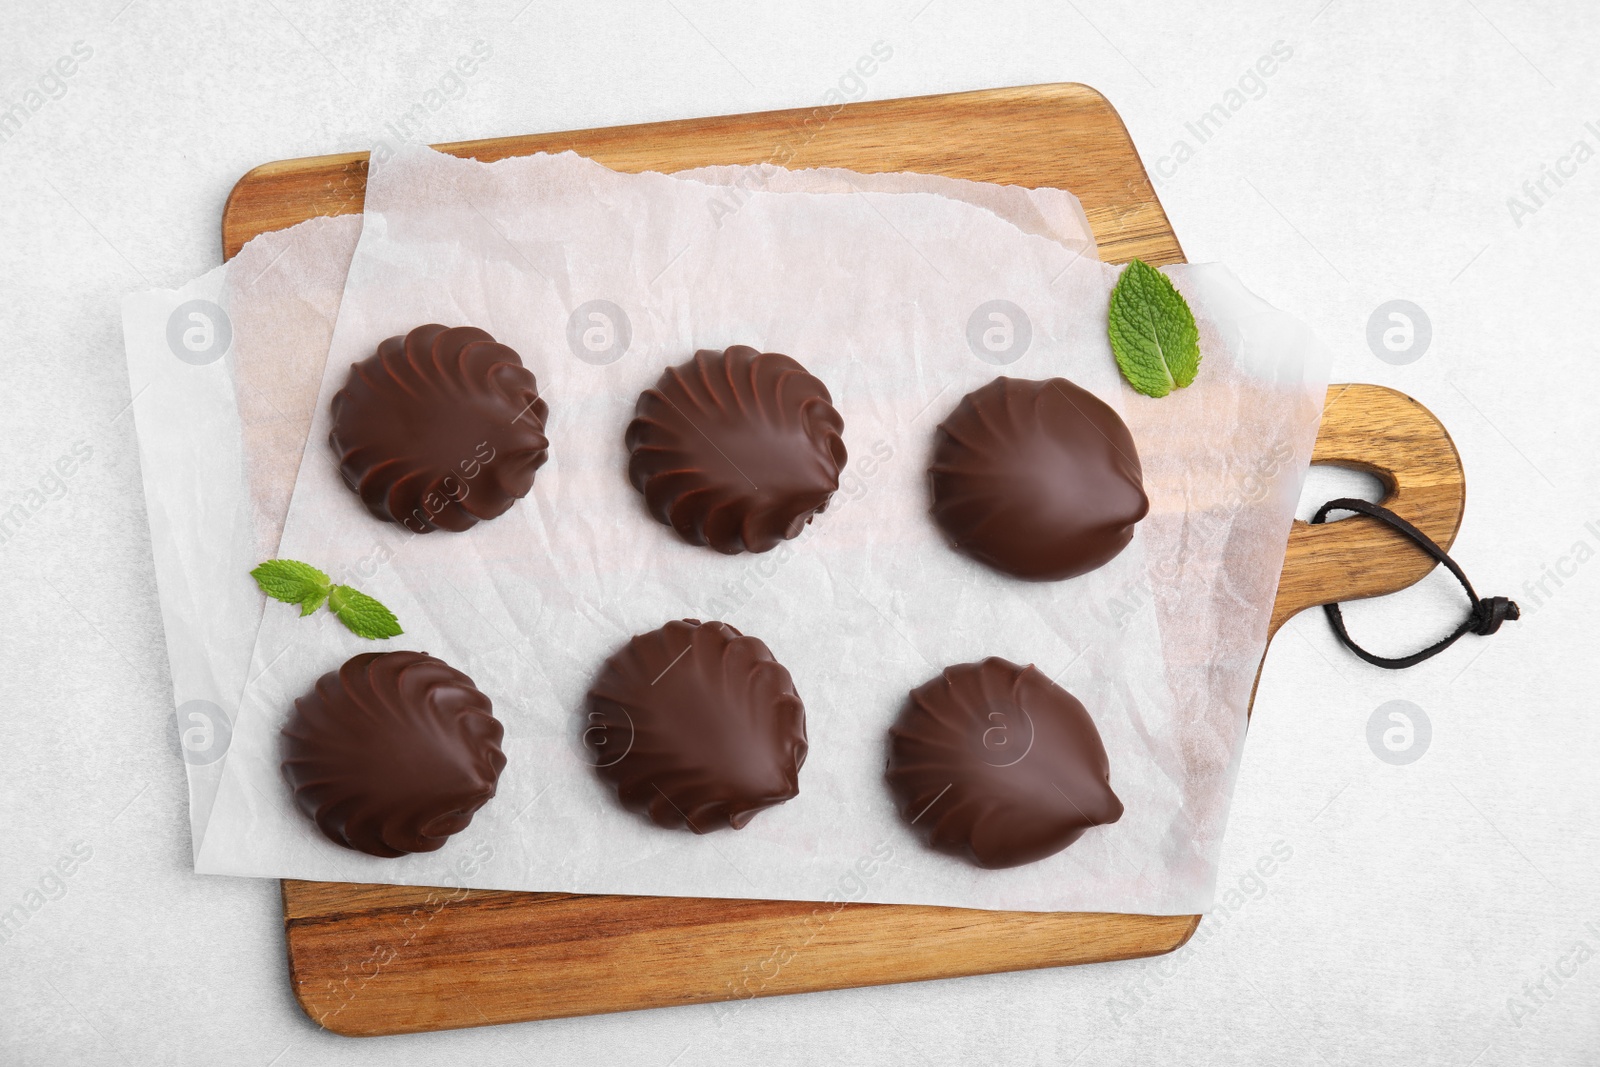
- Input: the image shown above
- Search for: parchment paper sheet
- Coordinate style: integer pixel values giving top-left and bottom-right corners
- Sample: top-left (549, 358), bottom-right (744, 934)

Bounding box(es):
top-left (120, 163), bottom-right (1096, 864)
top-left (120, 213), bottom-right (361, 851)
top-left (125, 148), bottom-right (1327, 912)
top-left (174, 146), bottom-right (1327, 912)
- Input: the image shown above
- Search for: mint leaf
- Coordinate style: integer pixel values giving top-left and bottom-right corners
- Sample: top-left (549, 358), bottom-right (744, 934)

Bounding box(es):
top-left (250, 559), bottom-right (331, 614)
top-left (1107, 258), bottom-right (1201, 397)
top-left (327, 584), bottom-right (403, 640)
top-left (250, 559), bottom-right (401, 639)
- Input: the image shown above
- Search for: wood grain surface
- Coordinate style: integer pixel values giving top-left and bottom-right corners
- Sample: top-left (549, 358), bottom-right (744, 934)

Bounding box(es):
top-left (221, 83), bottom-right (1465, 1036)
top-left (223, 82), bottom-right (1181, 265)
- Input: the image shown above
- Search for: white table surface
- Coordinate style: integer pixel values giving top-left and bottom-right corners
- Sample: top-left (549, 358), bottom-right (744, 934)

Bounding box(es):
top-left (2, 1), bottom-right (1596, 1063)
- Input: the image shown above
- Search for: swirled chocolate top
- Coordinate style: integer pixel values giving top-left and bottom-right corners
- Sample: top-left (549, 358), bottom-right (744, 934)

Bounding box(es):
top-left (626, 345), bottom-right (846, 554)
top-left (929, 376), bottom-right (1147, 581)
top-left (584, 619), bottom-right (807, 833)
top-left (886, 657), bottom-right (1122, 869)
top-left (330, 324), bottom-right (549, 534)
top-left (282, 651), bottom-right (506, 858)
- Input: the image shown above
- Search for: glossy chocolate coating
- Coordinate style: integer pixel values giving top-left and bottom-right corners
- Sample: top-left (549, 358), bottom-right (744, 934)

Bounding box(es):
top-left (584, 619), bottom-right (807, 832)
top-left (626, 345), bottom-right (846, 554)
top-left (886, 657), bottom-right (1122, 869)
top-left (282, 651), bottom-right (506, 858)
top-left (929, 376), bottom-right (1148, 581)
top-left (330, 324), bottom-right (549, 534)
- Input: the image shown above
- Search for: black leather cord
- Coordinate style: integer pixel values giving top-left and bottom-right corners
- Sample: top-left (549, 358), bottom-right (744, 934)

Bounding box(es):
top-left (1309, 497), bottom-right (1519, 670)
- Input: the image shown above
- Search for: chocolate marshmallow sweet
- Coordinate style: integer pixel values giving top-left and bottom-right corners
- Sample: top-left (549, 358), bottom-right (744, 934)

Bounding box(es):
top-left (584, 619), bottom-right (807, 832)
top-left (282, 651), bottom-right (506, 858)
top-left (886, 657), bottom-right (1122, 869)
top-left (929, 376), bottom-right (1148, 581)
top-left (626, 345), bottom-right (846, 554)
top-left (329, 324), bottom-right (549, 534)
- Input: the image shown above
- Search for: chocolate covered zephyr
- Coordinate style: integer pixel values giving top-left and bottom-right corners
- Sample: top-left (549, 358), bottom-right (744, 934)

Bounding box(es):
top-left (929, 376), bottom-right (1148, 582)
top-left (330, 324), bottom-right (549, 534)
top-left (282, 651), bottom-right (506, 858)
top-left (626, 345), bottom-right (846, 554)
top-left (886, 657), bottom-right (1122, 869)
top-left (584, 619), bottom-right (807, 832)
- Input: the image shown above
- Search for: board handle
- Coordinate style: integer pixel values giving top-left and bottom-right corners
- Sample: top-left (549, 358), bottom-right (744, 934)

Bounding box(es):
top-left (1269, 383), bottom-right (1466, 636)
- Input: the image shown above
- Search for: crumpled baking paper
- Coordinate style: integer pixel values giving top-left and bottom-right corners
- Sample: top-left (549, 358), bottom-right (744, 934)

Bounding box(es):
top-left (128, 146), bottom-right (1328, 913)
top-left (121, 213), bottom-right (361, 851)
top-left (119, 161), bottom-right (1095, 864)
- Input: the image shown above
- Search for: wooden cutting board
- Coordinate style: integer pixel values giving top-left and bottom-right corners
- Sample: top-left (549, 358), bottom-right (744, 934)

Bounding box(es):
top-left (222, 83), bottom-right (1466, 1036)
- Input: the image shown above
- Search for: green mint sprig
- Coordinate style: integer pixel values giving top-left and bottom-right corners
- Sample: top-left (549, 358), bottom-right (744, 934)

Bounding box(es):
top-left (1107, 258), bottom-right (1201, 398)
top-left (249, 559), bottom-right (402, 640)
